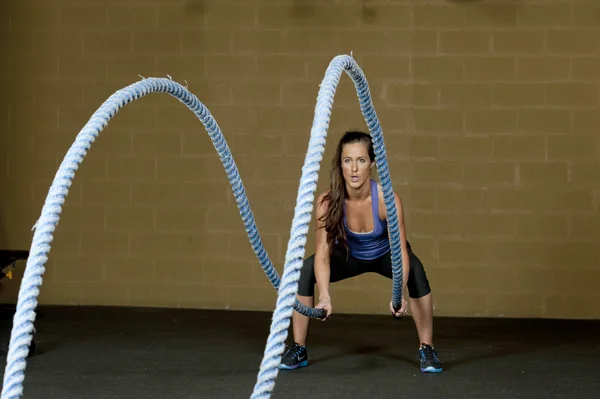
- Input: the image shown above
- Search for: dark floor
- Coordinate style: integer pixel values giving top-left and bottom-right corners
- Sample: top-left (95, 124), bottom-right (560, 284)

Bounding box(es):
top-left (0, 305), bottom-right (599, 398)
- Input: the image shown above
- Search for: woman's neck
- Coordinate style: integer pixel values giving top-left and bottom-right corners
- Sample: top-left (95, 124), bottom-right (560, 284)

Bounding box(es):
top-left (345, 179), bottom-right (371, 202)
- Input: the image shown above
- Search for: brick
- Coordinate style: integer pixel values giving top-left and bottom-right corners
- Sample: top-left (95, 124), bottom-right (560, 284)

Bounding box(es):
top-left (438, 239), bottom-right (488, 264)
top-left (257, 55), bottom-right (307, 79)
top-left (571, 57), bottom-right (600, 81)
top-left (409, 135), bottom-right (438, 159)
top-left (207, 5), bottom-right (256, 28)
top-left (58, 56), bottom-right (106, 79)
top-left (155, 259), bottom-right (202, 285)
top-left (180, 232), bottom-right (229, 259)
top-left (572, 110), bottom-right (600, 135)
top-left (181, 182), bottom-right (232, 207)
top-left (410, 161), bottom-right (462, 184)
top-left (182, 30), bottom-right (231, 54)
top-left (546, 30), bottom-right (599, 55)
top-left (109, 6), bottom-right (156, 28)
top-left (493, 31), bottom-right (544, 54)
top-left (518, 214), bottom-right (569, 240)
top-left (464, 109), bottom-right (518, 134)
top-left (130, 232), bottom-right (179, 256)
top-left (82, 181), bottom-right (130, 205)
top-left (35, 81), bottom-right (83, 107)
top-left (412, 56), bottom-right (463, 81)
top-left (232, 81), bottom-right (281, 106)
top-left (439, 137), bottom-right (490, 160)
top-left (258, 5), bottom-right (358, 29)
top-left (463, 162), bottom-right (517, 186)
top-left (569, 215), bottom-right (600, 241)
top-left (106, 207), bottom-right (154, 231)
top-left (464, 56), bottom-right (516, 81)
top-left (517, 57), bottom-right (570, 81)
top-left (413, 4), bottom-right (464, 28)
top-left (233, 133), bottom-right (283, 156)
top-left (81, 232), bottom-right (129, 256)
top-left (386, 83), bottom-right (439, 107)
top-left (107, 157), bottom-right (156, 181)
top-left (155, 208), bottom-right (206, 232)
top-left (203, 259), bottom-right (254, 285)
top-left (358, 55), bottom-right (410, 79)
top-left (545, 83), bottom-right (598, 107)
top-left (59, 5), bottom-right (106, 28)
top-left (37, 31), bottom-right (82, 55)
top-left (437, 187), bottom-right (487, 213)
top-left (84, 31), bottom-right (131, 56)
top-left (569, 162), bottom-right (600, 187)
top-left (234, 30), bottom-right (282, 54)
top-left (156, 158), bottom-right (205, 182)
top-left (439, 31), bottom-right (491, 54)
top-left (133, 30), bottom-right (182, 54)
top-left (547, 136), bottom-right (598, 161)
top-left (491, 136), bottom-right (545, 161)
top-left (518, 3), bottom-right (572, 27)
top-left (518, 109), bottom-right (570, 135)
top-left (465, 4), bottom-right (518, 27)
top-left (520, 162), bottom-right (568, 187)
top-left (53, 256), bottom-right (104, 283)
top-left (131, 182), bottom-right (181, 206)
top-left (571, 4), bottom-right (600, 28)
top-left (412, 109), bottom-right (463, 134)
top-left (438, 83), bottom-right (491, 107)
top-left (11, 5), bottom-right (57, 29)
top-left (106, 56), bottom-right (157, 79)
top-left (491, 83), bottom-right (545, 107)
top-left (59, 205), bottom-right (106, 232)
top-left (132, 132), bottom-right (182, 157)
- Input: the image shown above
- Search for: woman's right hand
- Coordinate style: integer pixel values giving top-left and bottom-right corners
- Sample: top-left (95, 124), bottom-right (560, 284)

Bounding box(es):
top-left (315, 297), bottom-right (332, 321)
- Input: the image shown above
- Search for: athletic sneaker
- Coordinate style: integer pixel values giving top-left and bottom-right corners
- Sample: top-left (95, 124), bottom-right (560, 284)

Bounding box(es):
top-left (419, 343), bottom-right (443, 373)
top-left (278, 342), bottom-right (308, 370)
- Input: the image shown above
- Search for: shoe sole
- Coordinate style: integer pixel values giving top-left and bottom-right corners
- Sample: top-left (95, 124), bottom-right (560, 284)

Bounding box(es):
top-left (421, 366), bottom-right (443, 373)
top-left (278, 360), bottom-right (308, 370)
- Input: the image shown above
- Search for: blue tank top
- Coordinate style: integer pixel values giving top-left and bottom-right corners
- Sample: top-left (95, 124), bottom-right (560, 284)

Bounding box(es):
top-left (343, 179), bottom-right (390, 260)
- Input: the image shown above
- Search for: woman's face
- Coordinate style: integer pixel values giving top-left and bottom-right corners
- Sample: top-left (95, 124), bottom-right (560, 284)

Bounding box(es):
top-left (341, 141), bottom-right (373, 190)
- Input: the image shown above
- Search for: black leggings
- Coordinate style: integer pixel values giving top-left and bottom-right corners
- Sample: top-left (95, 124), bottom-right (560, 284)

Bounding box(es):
top-left (297, 244), bottom-right (432, 299)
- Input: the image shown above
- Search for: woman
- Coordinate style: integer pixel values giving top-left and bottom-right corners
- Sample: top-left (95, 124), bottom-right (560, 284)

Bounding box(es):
top-left (278, 131), bottom-right (443, 373)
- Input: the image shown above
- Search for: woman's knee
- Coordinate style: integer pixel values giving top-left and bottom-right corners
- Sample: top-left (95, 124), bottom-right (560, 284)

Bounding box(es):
top-left (297, 254), bottom-right (316, 297)
top-left (407, 251), bottom-right (432, 299)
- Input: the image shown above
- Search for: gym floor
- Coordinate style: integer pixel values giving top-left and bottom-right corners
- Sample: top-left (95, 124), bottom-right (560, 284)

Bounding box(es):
top-left (1, 305), bottom-right (599, 398)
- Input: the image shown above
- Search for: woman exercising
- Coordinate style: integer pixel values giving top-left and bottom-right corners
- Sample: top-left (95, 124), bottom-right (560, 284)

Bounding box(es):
top-left (279, 130), bottom-right (443, 373)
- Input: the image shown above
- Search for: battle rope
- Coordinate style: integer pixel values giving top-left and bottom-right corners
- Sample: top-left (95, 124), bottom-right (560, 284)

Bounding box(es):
top-left (1, 54), bottom-right (402, 399)
top-left (249, 54), bottom-right (403, 398)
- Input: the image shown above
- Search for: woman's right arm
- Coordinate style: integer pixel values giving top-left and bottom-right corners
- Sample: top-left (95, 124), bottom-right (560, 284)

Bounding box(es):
top-left (314, 193), bottom-right (332, 318)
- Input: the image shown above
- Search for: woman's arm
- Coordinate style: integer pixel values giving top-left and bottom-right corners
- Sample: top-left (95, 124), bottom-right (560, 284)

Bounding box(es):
top-left (378, 187), bottom-right (410, 294)
top-left (393, 192), bottom-right (410, 295)
top-left (314, 192), bottom-right (331, 302)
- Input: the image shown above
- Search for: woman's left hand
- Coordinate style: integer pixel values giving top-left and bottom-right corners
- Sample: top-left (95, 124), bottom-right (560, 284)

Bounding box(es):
top-left (390, 298), bottom-right (408, 318)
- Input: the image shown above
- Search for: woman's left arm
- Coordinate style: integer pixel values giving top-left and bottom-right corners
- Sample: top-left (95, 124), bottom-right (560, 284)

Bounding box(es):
top-left (393, 192), bottom-right (410, 294)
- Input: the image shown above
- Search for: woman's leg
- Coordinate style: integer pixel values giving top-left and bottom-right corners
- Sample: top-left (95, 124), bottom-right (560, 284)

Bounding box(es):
top-left (292, 294), bottom-right (313, 346)
top-left (405, 251), bottom-right (434, 346)
top-left (375, 248), bottom-right (443, 372)
top-left (279, 247), bottom-right (364, 369)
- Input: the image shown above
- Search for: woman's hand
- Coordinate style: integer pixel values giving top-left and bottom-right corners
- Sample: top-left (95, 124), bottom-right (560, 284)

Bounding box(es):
top-left (315, 297), bottom-right (332, 321)
top-left (390, 298), bottom-right (408, 319)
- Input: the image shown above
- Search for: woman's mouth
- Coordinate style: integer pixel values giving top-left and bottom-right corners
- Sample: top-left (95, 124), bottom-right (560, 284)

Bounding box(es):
top-left (351, 176), bottom-right (359, 182)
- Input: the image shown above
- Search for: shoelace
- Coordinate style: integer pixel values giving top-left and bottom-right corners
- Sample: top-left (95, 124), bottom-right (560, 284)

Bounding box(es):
top-left (286, 345), bottom-right (304, 359)
top-left (420, 346), bottom-right (438, 361)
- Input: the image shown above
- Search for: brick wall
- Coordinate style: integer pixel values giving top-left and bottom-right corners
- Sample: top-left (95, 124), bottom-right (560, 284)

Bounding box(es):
top-left (1, 0), bottom-right (599, 319)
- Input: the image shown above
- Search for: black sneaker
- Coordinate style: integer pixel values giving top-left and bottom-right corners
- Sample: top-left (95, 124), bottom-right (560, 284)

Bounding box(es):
top-left (278, 342), bottom-right (308, 370)
top-left (419, 343), bottom-right (443, 373)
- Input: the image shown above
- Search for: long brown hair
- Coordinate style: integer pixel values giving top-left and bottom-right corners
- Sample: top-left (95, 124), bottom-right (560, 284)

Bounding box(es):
top-left (318, 131), bottom-right (376, 254)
